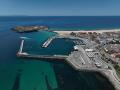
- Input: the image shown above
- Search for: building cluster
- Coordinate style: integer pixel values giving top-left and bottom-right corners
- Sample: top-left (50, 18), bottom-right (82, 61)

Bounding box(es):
top-left (104, 44), bottom-right (120, 62)
top-left (70, 31), bottom-right (120, 63)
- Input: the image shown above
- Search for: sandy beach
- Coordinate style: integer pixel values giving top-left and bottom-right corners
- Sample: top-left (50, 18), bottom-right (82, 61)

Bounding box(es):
top-left (54, 29), bottom-right (120, 35)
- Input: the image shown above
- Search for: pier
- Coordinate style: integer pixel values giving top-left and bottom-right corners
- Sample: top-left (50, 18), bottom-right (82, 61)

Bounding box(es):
top-left (18, 40), bottom-right (24, 54)
top-left (18, 54), bottom-right (68, 60)
top-left (42, 36), bottom-right (56, 48)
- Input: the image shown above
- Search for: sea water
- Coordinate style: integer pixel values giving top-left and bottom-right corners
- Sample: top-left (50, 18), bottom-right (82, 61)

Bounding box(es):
top-left (0, 16), bottom-right (118, 90)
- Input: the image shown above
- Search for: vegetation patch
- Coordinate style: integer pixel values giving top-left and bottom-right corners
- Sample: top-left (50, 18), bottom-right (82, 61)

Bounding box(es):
top-left (114, 64), bottom-right (120, 78)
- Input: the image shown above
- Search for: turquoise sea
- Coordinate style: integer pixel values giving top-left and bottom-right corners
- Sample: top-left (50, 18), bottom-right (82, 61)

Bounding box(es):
top-left (0, 16), bottom-right (118, 90)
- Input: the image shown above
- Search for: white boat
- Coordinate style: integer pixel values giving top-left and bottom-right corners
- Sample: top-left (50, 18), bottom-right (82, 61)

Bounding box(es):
top-left (20, 37), bottom-right (31, 39)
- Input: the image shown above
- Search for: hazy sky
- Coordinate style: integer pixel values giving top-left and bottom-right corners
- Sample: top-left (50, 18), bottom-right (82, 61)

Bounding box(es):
top-left (0, 0), bottom-right (120, 16)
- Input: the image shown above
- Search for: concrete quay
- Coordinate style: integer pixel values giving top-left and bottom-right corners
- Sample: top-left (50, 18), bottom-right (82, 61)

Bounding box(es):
top-left (66, 54), bottom-right (120, 90)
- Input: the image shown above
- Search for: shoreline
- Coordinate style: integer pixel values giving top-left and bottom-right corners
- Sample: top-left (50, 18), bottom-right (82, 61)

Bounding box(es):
top-left (53, 29), bottom-right (120, 35)
top-left (53, 29), bottom-right (120, 90)
top-left (65, 56), bottom-right (120, 90)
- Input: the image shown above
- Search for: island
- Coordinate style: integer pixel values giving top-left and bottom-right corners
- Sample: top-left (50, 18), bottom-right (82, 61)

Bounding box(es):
top-left (12, 25), bottom-right (48, 32)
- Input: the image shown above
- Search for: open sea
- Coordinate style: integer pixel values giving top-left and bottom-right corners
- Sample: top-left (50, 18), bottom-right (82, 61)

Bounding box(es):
top-left (0, 16), bottom-right (119, 90)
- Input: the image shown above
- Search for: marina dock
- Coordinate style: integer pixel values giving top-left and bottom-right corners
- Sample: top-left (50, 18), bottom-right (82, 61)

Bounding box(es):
top-left (42, 36), bottom-right (56, 48)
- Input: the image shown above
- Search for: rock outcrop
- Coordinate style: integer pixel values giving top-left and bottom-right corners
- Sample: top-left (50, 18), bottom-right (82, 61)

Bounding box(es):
top-left (12, 25), bottom-right (48, 32)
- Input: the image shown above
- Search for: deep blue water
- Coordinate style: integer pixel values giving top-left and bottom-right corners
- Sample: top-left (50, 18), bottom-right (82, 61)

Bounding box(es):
top-left (1, 16), bottom-right (120, 31)
top-left (0, 16), bottom-right (118, 90)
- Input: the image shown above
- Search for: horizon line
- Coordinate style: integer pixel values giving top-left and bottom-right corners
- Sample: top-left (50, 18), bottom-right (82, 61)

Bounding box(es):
top-left (0, 15), bottom-right (120, 17)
